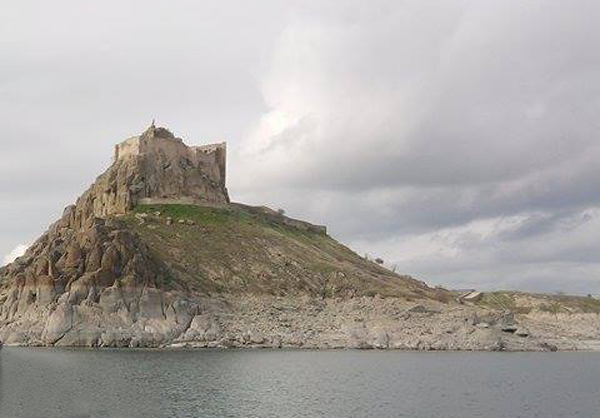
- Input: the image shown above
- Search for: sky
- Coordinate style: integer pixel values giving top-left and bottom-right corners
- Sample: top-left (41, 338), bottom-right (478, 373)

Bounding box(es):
top-left (2, 0), bottom-right (600, 294)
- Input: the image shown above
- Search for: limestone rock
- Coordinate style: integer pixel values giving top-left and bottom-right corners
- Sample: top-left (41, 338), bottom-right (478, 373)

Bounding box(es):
top-left (540, 342), bottom-right (558, 352)
top-left (35, 275), bottom-right (56, 306)
top-left (371, 330), bottom-right (390, 349)
top-left (501, 311), bottom-right (517, 333)
top-left (138, 287), bottom-right (165, 320)
top-left (248, 330), bottom-right (266, 345)
top-left (42, 303), bottom-right (74, 344)
top-left (178, 314), bottom-right (221, 342)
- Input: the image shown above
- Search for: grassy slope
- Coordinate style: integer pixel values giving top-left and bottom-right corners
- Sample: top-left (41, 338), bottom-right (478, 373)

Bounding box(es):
top-left (475, 291), bottom-right (600, 314)
top-left (124, 204), bottom-right (447, 300)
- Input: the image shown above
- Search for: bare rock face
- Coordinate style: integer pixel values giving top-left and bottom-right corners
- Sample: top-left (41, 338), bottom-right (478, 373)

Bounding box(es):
top-left (0, 206), bottom-right (179, 345)
top-left (0, 125), bottom-right (231, 346)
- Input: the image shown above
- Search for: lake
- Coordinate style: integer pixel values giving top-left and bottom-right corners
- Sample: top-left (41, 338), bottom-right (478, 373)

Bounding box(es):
top-left (1, 348), bottom-right (598, 418)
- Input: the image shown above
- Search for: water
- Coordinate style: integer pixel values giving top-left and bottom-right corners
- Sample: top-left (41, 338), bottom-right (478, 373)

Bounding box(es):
top-left (1, 348), bottom-right (599, 418)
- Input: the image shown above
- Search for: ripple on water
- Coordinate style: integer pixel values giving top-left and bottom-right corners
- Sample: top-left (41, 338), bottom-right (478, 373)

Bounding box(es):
top-left (1, 349), bottom-right (599, 418)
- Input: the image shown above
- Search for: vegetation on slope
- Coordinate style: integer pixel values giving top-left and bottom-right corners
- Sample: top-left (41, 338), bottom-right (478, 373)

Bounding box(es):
top-left (476, 291), bottom-right (600, 314)
top-left (124, 204), bottom-right (447, 300)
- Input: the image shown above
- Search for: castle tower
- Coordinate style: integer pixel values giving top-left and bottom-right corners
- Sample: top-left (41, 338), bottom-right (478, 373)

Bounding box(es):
top-left (103, 125), bottom-right (229, 217)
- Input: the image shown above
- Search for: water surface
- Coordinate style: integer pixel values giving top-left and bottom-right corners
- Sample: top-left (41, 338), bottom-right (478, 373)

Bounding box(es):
top-left (1, 348), bottom-right (598, 418)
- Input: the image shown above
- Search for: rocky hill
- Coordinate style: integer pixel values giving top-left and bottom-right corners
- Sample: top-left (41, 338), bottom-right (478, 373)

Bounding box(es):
top-left (0, 126), bottom-right (598, 350)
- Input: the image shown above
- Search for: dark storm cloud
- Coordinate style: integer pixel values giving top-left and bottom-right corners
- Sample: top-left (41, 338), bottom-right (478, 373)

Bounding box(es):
top-left (2, 0), bottom-right (599, 292)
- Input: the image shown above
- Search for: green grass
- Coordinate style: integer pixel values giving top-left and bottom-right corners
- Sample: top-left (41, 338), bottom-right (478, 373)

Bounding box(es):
top-left (477, 291), bottom-right (600, 314)
top-left (125, 204), bottom-right (333, 293)
top-left (576, 297), bottom-right (600, 313)
top-left (478, 292), bottom-right (517, 310)
top-left (551, 295), bottom-right (600, 314)
top-left (309, 262), bottom-right (340, 275)
top-left (133, 204), bottom-right (320, 238)
top-left (538, 302), bottom-right (563, 314)
top-left (120, 203), bottom-right (437, 299)
top-left (134, 204), bottom-right (244, 226)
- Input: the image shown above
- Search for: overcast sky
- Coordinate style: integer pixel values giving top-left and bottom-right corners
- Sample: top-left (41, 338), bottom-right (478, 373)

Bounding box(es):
top-left (2, 0), bottom-right (600, 294)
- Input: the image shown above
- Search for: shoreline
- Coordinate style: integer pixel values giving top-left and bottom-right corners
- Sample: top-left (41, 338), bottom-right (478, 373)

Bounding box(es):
top-left (2, 294), bottom-right (599, 352)
top-left (2, 345), bottom-right (600, 353)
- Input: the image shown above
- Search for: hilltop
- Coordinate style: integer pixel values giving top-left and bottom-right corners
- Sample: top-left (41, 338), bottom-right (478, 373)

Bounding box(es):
top-left (0, 126), bottom-right (598, 350)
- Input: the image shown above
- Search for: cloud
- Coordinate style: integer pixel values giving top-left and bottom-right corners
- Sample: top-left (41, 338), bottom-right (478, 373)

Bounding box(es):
top-left (0, 0), bottom-right (288, 261)
top-left (348, 208), bottom-right (600, 292)
top-left (237, 1), bottom-right (600, 194)
top-left (3, 244), bottom-right (29, 266)
top-left (2, 0), bottom-right (600, 293)
top-left (231, 0), bottom-right (600, 292)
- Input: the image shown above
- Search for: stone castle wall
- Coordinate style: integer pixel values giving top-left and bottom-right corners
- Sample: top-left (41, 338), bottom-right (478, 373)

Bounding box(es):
top-left (191, 142), bottom-right (227, 186)
top-left (114, 130), bottom-right (226, 187)
top-left (70, 126), bottom-right (229, 221)
top-left (114, 136), bottom-right (142, 160)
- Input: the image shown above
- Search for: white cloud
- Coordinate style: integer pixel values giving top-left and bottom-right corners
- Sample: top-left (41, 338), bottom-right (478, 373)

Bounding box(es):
top-left (2, 0), bottom-right (600, 293)
top-left (348, 208), bottom-right (600, 293)
top-left (230, 0), bottom-right (600, 293)
top-left (3, 244), bottom-right (29, 266)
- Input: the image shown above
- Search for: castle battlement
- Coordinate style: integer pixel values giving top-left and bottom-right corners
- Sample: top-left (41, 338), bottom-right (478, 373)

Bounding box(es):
top-left (192, 142), bottom-right (226, 155)
top-left (77, 124), bottom-right (230, 218)
top-left (114, 125), bottom-right (227, 186)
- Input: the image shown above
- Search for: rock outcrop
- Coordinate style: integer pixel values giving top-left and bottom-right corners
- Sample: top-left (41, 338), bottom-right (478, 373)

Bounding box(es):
top-left (1, 125), bottom-right (599, 350)
top-left (0, 211), bottom-right (176, 345)
top-left (0, 125), bottom-right (230, 346)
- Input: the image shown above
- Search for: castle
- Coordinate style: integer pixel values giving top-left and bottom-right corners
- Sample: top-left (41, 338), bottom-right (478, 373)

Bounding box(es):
top-left (115, 124), bottom-right (227, 190)
top-left (70, 124), bottom-right (230, 222)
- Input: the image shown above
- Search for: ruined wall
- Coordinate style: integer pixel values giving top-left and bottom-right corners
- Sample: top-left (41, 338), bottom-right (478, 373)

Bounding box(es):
top-left (75, 125), bottom-right (229, 222)
top-left (114, 129), bottom-right (226, 187)
top-left (192, 142), bottom-right (227, 186)
top-left (114, 136), bottom-right (141, 160)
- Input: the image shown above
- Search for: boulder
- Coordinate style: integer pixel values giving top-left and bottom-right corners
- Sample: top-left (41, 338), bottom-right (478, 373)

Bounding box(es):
top-left (99, 286), bottom-right (125, 313)
top-left (178, 314), bottom-right (221, 342)
top-left (101, 245), bottom-right (121, 274)
top-left (501, 311), bottom-right (517, 333)
top-left (371, 330), bottom-right (390, 349)
top-left (138, 287), bottom-right (165, 320)
top-left (64, 243), bottom-right (84, 269)
top-left (248, 330), bottom-right (266, 345)
top-left (540, 342), bottom-right (558, 352)
top-left (42, 304), bottom-right (74, 344)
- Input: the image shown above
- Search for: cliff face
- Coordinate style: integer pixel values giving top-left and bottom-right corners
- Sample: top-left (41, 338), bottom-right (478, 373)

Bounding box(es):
top-left (0, 126), bottom-right (231, 346)
top-left (0, 214), bottom-right (174, 346)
